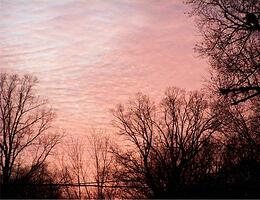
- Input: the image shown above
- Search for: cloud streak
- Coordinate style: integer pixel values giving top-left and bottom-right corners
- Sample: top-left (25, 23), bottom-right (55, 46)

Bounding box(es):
top-left (0, 0), bottom-right (208, 135)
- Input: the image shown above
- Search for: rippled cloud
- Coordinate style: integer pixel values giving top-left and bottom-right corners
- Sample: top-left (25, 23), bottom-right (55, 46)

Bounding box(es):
top-left (0, 0), bottom-right (208, 135)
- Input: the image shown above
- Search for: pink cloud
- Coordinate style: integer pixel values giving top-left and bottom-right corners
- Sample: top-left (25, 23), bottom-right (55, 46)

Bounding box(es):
top-left (0, 0), bottom-right (208, 135)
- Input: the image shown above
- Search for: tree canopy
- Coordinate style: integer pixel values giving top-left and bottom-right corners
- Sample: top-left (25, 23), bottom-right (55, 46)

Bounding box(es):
top-left (187, 0), bottom-right (260, 104)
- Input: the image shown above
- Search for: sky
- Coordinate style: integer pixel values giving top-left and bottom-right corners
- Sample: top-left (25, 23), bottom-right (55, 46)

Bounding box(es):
top-left (0, 0), bottom-right (208, 136)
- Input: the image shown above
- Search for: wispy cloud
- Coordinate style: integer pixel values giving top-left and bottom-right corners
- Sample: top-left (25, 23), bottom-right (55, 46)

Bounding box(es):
top-left (0, 0), bottom-right (208, 134)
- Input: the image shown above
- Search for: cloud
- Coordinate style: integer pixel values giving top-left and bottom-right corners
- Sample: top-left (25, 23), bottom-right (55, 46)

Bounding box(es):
top-left (0, 0), bottom-right (208, 133)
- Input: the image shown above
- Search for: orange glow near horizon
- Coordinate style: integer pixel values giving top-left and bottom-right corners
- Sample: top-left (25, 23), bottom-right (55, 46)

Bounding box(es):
top-left (0, 0), bottom-right (208, 136)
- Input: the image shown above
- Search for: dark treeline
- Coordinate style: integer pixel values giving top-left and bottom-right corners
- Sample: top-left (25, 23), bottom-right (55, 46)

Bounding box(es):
top-left (110, 90), bottom-right (259, 198)
top-left (1, 0), bottom-right (259, 199)
top-left (0, 76), bottom-right (259, 199)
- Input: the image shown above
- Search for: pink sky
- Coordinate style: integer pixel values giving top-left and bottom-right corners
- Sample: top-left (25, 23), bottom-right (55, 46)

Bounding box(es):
top-left (0, 0), bottom-right (208, 136)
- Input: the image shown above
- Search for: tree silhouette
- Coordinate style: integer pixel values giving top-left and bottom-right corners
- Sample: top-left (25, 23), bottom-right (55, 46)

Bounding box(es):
top-left (187, 0), bottom-right (260, 104)
top-left (5, 164), bottom-right (62, 199)
top-left (89, 133), bottom-right (117, 199)
top-left (111, 88), bottom-right (220, 198)
top-left (58, 139), bottom-right (91, 199)
top-left (0, 73), bottom-right (61, 198)
top-left (57, 133), bottom-right (117, 199)
top-left (201, 98), bottom-right (260, 198)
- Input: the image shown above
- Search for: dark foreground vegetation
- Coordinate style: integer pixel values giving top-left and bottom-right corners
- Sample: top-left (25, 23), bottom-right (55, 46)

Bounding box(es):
top-left (0, 76), bottom-right (259, 199)
top-left (1, 0), bottom-right (259, 199)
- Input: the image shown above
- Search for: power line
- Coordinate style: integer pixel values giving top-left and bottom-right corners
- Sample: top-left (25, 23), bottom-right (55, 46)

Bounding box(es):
top-left (0, 181), bottom-right (148, 189)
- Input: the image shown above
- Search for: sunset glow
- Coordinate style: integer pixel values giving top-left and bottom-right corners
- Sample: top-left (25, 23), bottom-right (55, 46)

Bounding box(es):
top-left (0, 0), bottom-right (207, 135)
top-left (1, 0), bottom-right (259, 199)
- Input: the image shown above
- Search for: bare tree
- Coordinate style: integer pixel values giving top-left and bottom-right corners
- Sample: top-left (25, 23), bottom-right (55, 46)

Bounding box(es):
top-left (213, 98), bottom-right (259, 165)
top-left (187, 0), bottom-right (260, 104)
top-left (0, 73), bottom-right (60, 197)
top-left (198, 97), bottom-right (260, 198)
top-left (111, 88), bottom-right (219, 198)
top-left (88, 133), bottom-right (116, 199)
top-left (58, 133), bottom-right (116, 199)
top-left (58, 138), bottom-right (91, 199)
